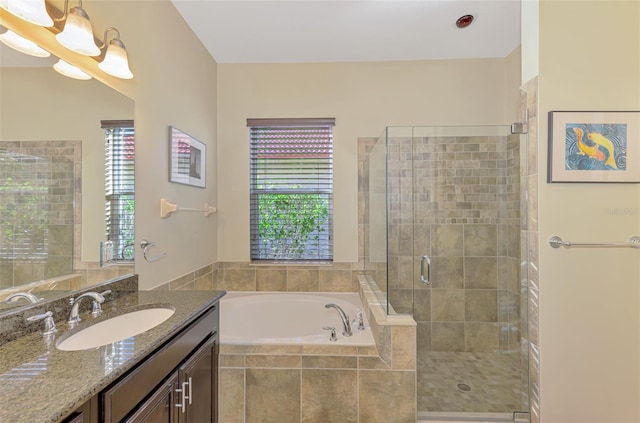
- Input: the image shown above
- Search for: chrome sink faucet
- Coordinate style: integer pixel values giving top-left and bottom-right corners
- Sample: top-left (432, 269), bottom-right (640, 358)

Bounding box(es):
top-left (67, 292), bottom-right (106, 327)
top-left (6, 292), bottom-right (42, 304)
top-left (325, 303), bottom-right (353, 337)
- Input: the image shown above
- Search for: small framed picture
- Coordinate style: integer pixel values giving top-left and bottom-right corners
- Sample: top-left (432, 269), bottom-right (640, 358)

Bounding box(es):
top-left (169, 126), bottom-right (206, 188)
top-left (548, 110), bottom-right (640, 183)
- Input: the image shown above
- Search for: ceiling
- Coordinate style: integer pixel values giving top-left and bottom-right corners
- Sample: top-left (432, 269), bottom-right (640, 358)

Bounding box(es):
top-left (170, 0), bottom-right (522, 64)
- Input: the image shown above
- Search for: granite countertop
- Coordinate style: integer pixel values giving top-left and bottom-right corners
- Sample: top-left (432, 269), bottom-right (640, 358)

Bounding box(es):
top-left (0, 290), bottom-right (226, 423)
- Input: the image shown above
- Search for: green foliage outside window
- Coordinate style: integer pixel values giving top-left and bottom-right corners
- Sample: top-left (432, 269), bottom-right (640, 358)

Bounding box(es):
top-left (257, 192), bottom-right (329, 260)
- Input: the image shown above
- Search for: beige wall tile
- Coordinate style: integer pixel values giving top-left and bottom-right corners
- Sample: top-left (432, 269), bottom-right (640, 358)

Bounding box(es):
top-left (432, 289), bottom-right (465, 321)
top-left (246, 355), bottom-right (301, 368)
top-left (195, 273), bottom-right (213, 290)
top-left (220, 354), bottom-right (246, 368)
top-left (463, 225), bottom-right (497, 256)
top-left (302, 369), bottom-right (357, 423)
top-left (431, 224), bottom-right (463, 256)
top-left (358, 356), bottom-right (391, 370)
top-left (358, 370), bottom-right (416, 423)
top-left (413, 289), bottom-right (431, 321)
top-left (318, 269), bottom-right (353, 292)
top-left (430, 256), bottom-right (464, 289)
top-left (301, 355), bottom-right (357, 369)
top-left (465, 289), bottom-right (498, 322)
top-left (416, 321), bottom-right (431, 352)
top-left (465, 322), bottom-right (500, 352)
top-left (302, 345), bottom-right (357, 356)
top-left (391, 326), bottom-right (416, 370)
top-left (287, 269), bottom-right (319, 291)
top-left (219, 368), bottom-right (245, 423)
top-left (431, 322), bottom-right (464, 351)
top-left (464, 257), bottom-right (498, 289)
top-left (223, 268), bottom-right (257, 291)
top-left (246, 369), bottom-right (300, 423)
top-left (255, 269), bottom-right (287, 291)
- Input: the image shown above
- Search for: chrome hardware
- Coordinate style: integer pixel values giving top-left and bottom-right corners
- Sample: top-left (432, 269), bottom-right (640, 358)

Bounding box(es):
top-left (67, 292), bottom-right (106, 327)
top-left (175, 381), bottom-right (189, 413)
top-left (27, 311), bottom-right (58, 336)
top-left (420, 255), bottom-right (431, 285)
top-left (324, 303), bottom-right (352, 337)
top-left (140, 239), bottom-right (167, 262)
top-left (187, 376), bottom-right (192, 405)
top-left (322, 326), bottom-right (338, 342)
top-left (549, 235), bottom-right (640, 249)
top-left (6, 292), bottom-right (42, 304)
top-left (91, 290), bottom-right (112, 316)
top-left (353, 309), bottom-right (366, 331)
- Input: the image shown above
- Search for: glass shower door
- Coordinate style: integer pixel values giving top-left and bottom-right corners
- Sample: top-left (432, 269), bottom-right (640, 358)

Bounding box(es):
top-left (384, 125), bottom-right (529, 419)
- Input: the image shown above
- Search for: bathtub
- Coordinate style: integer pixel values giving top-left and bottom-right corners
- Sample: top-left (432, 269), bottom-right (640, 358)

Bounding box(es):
top-left (220, 291), bottom-right (375, 346)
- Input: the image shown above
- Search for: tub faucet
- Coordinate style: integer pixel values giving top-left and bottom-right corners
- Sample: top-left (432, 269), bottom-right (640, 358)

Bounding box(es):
top-left (67, 292), bottom-right (105, 327)
top-left (6, 292), bottom-right (41, 304)
top-left (325, 303), bottom-right (353, 337)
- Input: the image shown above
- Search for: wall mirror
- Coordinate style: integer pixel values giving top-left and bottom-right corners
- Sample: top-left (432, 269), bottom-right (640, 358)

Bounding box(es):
top-left (0, 42), bottom-right (135, 316)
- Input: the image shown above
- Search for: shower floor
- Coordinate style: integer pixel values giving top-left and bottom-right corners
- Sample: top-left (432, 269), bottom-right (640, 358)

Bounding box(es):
top-left (418, 351), bottom-right (523, 413)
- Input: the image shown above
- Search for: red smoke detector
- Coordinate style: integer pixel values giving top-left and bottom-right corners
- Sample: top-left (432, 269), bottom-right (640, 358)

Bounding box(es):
top-left (455, 14), bottom-right (475, 29)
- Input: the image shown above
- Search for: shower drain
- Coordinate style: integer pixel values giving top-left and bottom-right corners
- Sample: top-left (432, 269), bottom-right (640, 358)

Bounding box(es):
top-left (456, 383), bottom-right (472, 392)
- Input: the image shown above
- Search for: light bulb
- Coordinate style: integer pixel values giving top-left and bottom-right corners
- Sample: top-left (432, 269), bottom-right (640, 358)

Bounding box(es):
top-left (55, 7), bottom-right (100, 56)
top-left (53, 59), bottom-right (91, 80)
top-left (98, 39), bottom-right (133, 79)
top-left (0, 30), bottom-right (50, 57)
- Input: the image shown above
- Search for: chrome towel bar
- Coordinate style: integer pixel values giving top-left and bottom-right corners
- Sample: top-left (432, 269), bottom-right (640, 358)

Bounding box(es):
top-left (548, 235), bottom-right (640, 249)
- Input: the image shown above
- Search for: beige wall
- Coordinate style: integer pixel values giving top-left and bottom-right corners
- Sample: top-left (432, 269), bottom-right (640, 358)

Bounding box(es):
top-left (77, 0), bottom-right (219, 289)
top-left (217, 55), bottom-right (520, 262)
top-left (0, 67), bottom-right (134, 262)
top-left (2, 1), bottom-right (218, 289)
top-left (536, 1), bottom-right (640, 422)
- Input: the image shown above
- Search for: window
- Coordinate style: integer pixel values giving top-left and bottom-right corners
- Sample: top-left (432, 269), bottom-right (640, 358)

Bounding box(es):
top-left (102, 120), bottom-right (135, 262)
top-left (248, 118), bottom-right (334, 262)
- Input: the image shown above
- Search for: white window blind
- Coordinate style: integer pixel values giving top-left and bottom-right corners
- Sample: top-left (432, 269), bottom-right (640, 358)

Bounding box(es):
top-left (248, 118), bottom-right (334, 262)
top-left (103, 120), bottom-right (135, 262)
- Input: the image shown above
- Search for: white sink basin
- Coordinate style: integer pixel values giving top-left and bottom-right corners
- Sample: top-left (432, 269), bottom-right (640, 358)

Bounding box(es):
top-left (56, 306), bottom-right (175, 351)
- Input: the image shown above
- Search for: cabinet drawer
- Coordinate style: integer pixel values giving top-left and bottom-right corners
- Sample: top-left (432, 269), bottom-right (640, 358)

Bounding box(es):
top-left (103, 304), bottom-right (218, 423)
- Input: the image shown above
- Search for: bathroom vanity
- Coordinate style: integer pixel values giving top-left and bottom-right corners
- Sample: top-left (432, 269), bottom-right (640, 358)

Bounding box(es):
top-left (0, 288), bottom-right (225, 423)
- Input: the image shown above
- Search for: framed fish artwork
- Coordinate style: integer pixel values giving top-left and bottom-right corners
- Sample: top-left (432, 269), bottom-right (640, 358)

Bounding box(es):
top-left (548, 111), bottom-right (640, 183)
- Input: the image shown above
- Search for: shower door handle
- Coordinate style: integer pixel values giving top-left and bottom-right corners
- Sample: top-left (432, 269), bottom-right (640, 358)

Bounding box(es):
top-left (421, 255), bottom-right (431, 285)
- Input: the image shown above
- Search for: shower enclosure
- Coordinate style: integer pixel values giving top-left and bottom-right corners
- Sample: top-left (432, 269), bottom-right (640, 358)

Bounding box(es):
top-left (362, 125), bottom-right (529, 420)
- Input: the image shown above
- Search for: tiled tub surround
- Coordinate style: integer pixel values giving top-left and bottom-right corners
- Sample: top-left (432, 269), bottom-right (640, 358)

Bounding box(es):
top-left (219, 276), bottom-right (417, 423)
top-left (221, 291), bottom-right (375, 345)
top-left (153, 261), bottom-right (365, 293)
top-left (0, 283), bottom-right (225, 423)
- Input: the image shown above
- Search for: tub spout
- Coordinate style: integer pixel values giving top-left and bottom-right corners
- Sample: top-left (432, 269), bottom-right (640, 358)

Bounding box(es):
top-left (325, 303), bottom-right (353, 337)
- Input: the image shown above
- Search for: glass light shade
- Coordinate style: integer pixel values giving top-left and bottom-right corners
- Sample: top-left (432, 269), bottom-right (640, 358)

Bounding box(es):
top-left (98, 39), bottom-right (133, 79)
top-left (4, 0), bottom-right (54, 27)
top-left (53, 59), bottom-right (91, 80)
top-left (55, 7), bottom-right (100, 56)
top-left (0, 30), bottom-right (50, 57)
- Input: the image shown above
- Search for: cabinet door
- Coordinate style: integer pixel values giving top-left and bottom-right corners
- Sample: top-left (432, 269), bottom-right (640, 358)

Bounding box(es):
top-left (125, 373), bottom-right (179, 423)
top-left (179, 336), bottom-right (216, 423)
top-left (62, 397), bottom-right (98, 423)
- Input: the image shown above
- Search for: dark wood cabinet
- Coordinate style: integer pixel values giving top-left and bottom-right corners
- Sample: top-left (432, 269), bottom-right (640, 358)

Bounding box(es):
top-left (178, 337), bottom-right (216, 423)
top-left (125, 374), bottom-right (179, 423)
top-left (62, 397), bottom-right (98, 423)
top-left (69, 302), bottom-right (219, 423)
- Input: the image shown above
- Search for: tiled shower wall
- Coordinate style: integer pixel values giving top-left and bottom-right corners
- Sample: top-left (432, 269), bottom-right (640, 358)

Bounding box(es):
top-left (0, 141), bottom-right (76, 288)
top-left (381, 134), bottom-right (521, 353)
top-left (0, 140), bottom-right (133, 295)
